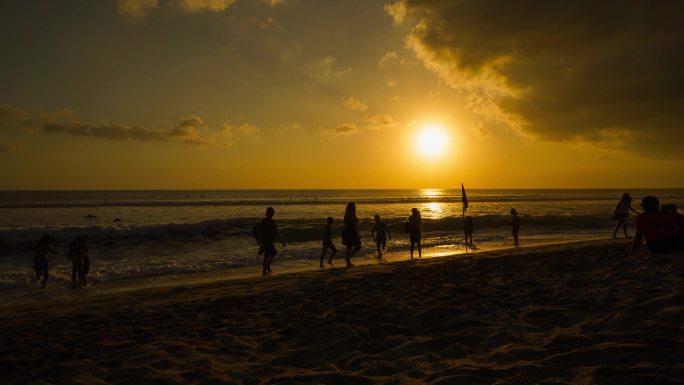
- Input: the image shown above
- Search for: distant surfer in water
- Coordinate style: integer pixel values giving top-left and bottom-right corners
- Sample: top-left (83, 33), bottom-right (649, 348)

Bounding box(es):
top-left (320, 217), bottom-right (337, 268)
top-left (256, 207), bottom-right (286, 276)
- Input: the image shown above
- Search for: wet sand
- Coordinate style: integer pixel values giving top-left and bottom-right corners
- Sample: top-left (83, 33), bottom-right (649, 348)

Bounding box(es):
top-left (2, 239), bottom-right (684, 384)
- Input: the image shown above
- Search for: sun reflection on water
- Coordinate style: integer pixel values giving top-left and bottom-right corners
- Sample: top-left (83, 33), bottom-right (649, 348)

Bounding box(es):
top-left (418, 189), bottom-right (449, 219)
top-left (423, 202), bottom-right (446, 219)
top-left (420, 189), bottom-right (443, 198)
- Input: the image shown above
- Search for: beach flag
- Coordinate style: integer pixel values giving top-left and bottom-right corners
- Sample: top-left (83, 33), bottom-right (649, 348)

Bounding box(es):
top-left (461, 183), bottom-right (468, 212)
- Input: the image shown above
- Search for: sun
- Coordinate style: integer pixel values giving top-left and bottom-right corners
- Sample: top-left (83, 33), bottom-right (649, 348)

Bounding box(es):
top-left (416, 124), bottom-right (449, 158)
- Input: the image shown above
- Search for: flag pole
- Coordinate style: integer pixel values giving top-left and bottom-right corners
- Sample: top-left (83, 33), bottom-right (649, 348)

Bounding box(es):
top-left (463, 202), bottom-right (467, 253)
top-left (462, 182), bottom-right (468, 254)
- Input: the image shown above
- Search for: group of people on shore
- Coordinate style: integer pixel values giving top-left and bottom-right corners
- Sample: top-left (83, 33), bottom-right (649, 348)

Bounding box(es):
top-left (252, 192), bottom-right (683, 276)
top-left (253, 203), bottom-right (426, 276)
top-left (30, 193), bottom-right (683, 285)
top-left (253, 202), bottom-right (524, 276)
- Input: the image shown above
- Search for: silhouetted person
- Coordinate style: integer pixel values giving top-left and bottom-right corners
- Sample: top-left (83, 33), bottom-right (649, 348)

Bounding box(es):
top-left (342, 202), bottom-right (361, 268)
top-left (630, 196), bottom-right (684, 254)
top-left (408, 208), bottom-right (422, 259)
top-left (464, 215), bottom-right (474, 247)
top-left (371, 214), bottom-right (391, 261)
top-left (68, 237), bottom-right (89, 288)
top-left (613, 192), bottom-right (639, 238)
top-left (511, 208), bottom-right (520, 246)
top-left (320, 216), bottom-right (337, 268)
top-left (33, 234), bottom-right (55, 289)
top-left (258, 207), bottom-right (286, 276)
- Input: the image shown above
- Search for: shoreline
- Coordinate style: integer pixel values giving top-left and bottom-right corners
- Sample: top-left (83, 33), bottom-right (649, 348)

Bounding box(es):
top-left (0, 235), bottom-right (612, 311)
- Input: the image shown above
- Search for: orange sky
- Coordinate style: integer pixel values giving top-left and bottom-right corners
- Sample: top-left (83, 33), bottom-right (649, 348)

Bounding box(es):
top-left (1, 1), bottom-right (683, 189)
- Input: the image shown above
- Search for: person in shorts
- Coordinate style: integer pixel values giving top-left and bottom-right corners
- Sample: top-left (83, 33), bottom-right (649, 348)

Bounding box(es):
top-left (371, 214), bottom-right (392, 261)
top-left (320, 216), bottom-right (337, 267)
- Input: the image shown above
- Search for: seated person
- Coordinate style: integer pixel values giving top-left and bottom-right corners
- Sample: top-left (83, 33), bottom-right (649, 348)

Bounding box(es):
top-left (630, 196), bottom-right (684, 254)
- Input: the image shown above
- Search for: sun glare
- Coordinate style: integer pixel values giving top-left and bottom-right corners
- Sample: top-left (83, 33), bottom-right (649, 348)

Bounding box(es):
top-left (416, 124), bottom-right (449, 158)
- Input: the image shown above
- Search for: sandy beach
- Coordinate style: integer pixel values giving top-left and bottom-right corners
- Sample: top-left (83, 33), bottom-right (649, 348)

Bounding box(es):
top-left (2, 239), bottom-right (684, 384)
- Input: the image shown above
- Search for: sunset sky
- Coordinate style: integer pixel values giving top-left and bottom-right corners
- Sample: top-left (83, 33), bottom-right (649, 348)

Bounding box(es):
top-left (1, 0), bottom-right (683, 189)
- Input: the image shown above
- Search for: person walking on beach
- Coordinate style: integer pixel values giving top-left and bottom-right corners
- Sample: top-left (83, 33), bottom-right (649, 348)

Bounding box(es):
top-left (408, 208), bottom-right (422, 259)
top-left (613, 193), bottom-right (639, 238)
top-left (257, 207), bottom-right (286, 276)
top-left (320, 216), bottom-right (337, 268)
top-left (33, 234), bottom-right (55, 289)
top-left (342, 202), bottom-right (361, 268)
top-left (68, 237), bottom-right (90, 288)
top-left (511, 209), bottom-right (521, 246)
top-left (371, 214), bottom-right (391, 261)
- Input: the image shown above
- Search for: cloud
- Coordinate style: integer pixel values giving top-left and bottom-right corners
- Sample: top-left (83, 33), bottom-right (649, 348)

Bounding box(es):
top-left (325, 123), bottom-right (358, 136)
top-left (0, 104), bottom-right (78, 131)
top-left (117, 0), bottom-right (235, 19)
top-left (118, 0), bottom-right (159, 19)
top-left (470, 122), bottom-right (491, 139)
top-left (365, 113), bottom-right (398, 130)
top-left (334, 97), bottom-right (399, 133)
top-left (343, 97), bottom-right (368, 112)
top-left (176, 0), bottom-right (235, 12)
top-left (1, 104), bottom-right (257, 147)
top-left (384, 2), bottom-right (407, 25)
top-left (222, 121), bottom-right (260, 137)
top-left (305, 56), bottom-right (352, 81)
top-left (220, 121), bottom-right (260, 146)
top-left (378, 51), bottom-right (400, 67)
top-left (42, 115), bottom-right (212, 146)
top-left (390, 0), bottom-right (684, 159)
top-left (327, 114), bottom-right (398, 136)
top-left (279, 122), bottom-right (304, 132)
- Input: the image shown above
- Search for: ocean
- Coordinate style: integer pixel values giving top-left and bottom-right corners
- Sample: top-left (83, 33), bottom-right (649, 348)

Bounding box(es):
top-left (1, 189), bottom-right (682, 290)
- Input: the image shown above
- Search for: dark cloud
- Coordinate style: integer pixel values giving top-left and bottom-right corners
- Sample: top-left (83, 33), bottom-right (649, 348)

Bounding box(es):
top-left (42, 115), bottom-right (214, 145)
top-left (118, 0), bottom-right (238, 20)
top-left (42, 122), bottom-right (201, 144)
top-left (0, 105), bottom-right (242, 146)
top-left (0, 104), bottom-right (77, 131)
top-left (391, 0), bottom-right (684, 158)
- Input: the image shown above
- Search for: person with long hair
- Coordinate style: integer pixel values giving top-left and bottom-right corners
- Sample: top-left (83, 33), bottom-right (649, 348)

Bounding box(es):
top-left (342, 202), bottom-right (361, 268)
top-left (613, 193), bottom-right (638, 238)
